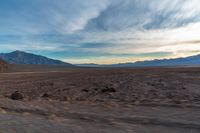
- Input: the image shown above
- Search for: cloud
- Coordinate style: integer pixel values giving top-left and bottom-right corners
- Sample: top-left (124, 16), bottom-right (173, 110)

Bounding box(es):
top-left (84, 0), bottom-right (200, 31)
top-left (1, 0), bottom-right (200, 64)
top-left (0, 0), bottom-right (110, 35)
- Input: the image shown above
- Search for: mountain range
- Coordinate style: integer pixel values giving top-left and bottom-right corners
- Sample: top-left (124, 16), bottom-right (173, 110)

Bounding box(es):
top-left (77, 54), bottom-right (200, 67)
top-left (0, 51), bottom-right (74, 67)
top-left (1, 51), bottom-right (200, 67)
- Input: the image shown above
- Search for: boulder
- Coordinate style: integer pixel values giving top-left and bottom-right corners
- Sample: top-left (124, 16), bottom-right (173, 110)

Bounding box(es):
top-left (10, 91), bottom-right (23, 100)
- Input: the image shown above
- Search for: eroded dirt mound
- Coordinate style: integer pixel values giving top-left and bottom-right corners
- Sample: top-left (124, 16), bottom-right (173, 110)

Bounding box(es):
top-left (0, 58), bottom-right (8, 72)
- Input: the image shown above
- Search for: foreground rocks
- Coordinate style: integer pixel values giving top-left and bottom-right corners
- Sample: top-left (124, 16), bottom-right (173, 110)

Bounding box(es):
top-left (1, 67), bottom-right (200, 105)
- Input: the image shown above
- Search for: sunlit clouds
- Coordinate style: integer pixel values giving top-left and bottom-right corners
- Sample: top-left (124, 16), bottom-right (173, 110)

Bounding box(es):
top-left (1, 0), bottom-right (200, 64)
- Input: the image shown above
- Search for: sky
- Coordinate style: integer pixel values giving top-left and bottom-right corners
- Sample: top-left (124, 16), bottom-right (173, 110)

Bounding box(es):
top-left (1, 0), bottom-right (200, 64)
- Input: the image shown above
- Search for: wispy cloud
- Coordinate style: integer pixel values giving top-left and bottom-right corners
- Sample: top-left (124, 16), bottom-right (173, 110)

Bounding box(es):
top-left (1, 0), bottom-right (200, 64)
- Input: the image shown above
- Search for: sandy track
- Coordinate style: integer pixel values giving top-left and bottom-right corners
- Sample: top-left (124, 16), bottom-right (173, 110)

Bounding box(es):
top-left (0, 99), bottom-right (199, 133)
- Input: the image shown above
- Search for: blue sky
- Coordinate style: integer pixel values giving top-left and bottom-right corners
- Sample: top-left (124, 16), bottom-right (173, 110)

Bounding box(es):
top-left (1, 0), bottom-right (200, 64)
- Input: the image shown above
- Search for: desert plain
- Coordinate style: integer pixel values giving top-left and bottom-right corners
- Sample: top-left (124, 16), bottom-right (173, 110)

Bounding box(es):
top-left (0, 66), bottom-right (200, 133)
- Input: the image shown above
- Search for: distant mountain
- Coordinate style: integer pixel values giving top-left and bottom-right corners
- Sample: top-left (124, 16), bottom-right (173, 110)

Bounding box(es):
top-left (4, 51), bottom-right (200, 68)
top-left (76, 63), bottom-right (100, 67)
top-left (78, 54), bottom-right (200, 67)
top-left (0, 51), bottom-right (74, 67)
top-left (108, 54), bottom-right (200, 67)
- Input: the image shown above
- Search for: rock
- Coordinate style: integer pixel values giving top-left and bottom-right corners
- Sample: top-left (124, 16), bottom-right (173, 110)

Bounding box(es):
top-left (42, 93), bottom-right (50, 98)
top-left (101, 86), bottom-right (116, 93)
top-left (172, 99), bottom-right (182, 104)
top-left (81, 89), bottom-right (89, 92)
top-left (10, 91), bottom-right (23, 100)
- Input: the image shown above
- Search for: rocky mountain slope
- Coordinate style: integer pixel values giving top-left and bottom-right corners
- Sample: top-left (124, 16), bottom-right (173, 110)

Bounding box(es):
top-left (0, 51), bottom-right (74, 67)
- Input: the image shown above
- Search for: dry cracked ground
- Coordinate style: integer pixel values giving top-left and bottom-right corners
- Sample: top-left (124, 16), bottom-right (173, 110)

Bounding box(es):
top-left (0, 67), bottom-right (200, 133)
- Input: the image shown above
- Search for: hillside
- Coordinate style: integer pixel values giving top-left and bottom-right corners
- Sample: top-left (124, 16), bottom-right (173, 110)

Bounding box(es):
top-left (0, 51), bottom-right (74, 67)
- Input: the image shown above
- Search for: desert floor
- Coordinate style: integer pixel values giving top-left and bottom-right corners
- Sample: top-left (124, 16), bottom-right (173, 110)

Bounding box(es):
top-left (0, 67), bottom-right (200, 133)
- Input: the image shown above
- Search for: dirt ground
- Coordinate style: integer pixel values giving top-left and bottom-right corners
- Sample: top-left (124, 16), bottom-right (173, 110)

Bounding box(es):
top-left (0, 67), bottom-right (200, 133)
